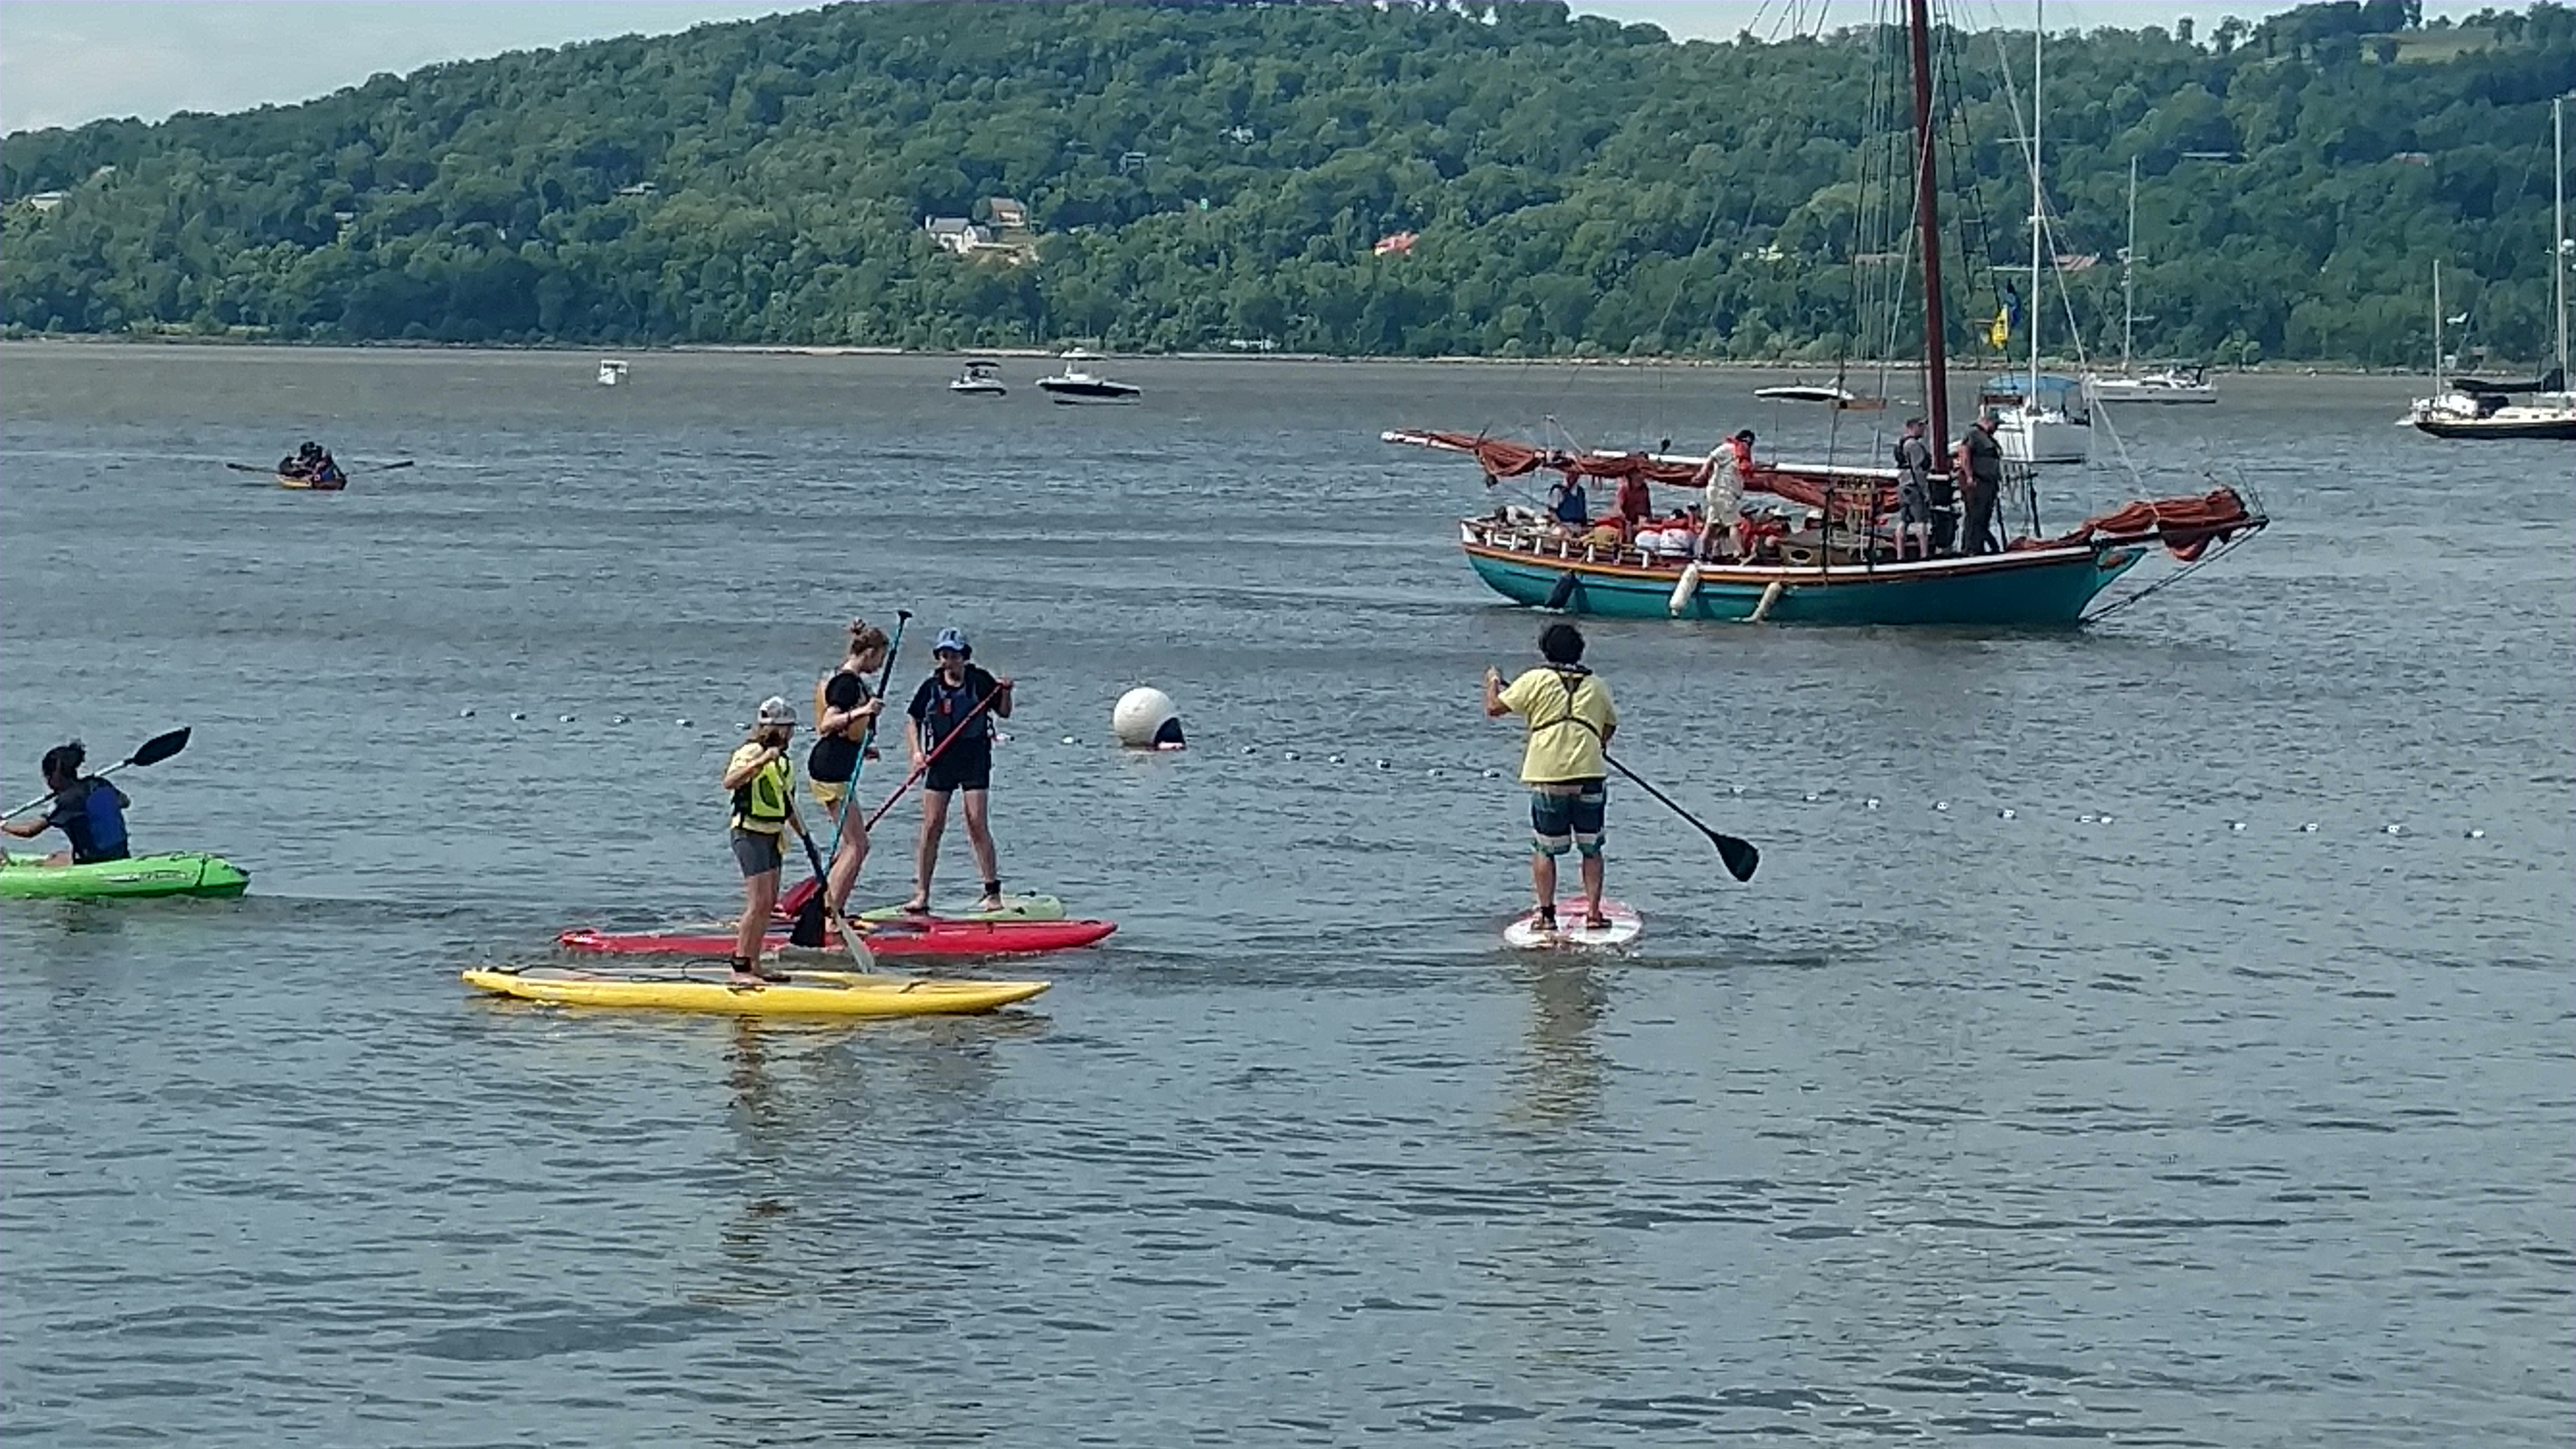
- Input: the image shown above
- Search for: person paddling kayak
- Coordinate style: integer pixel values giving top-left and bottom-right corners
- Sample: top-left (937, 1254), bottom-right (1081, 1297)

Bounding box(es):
top-left (1484, 623), bottom-right (1619, 934)
top-left (807, 619), bottom-right (888, 923)
top-left (902, 628), bottom-right (1013, 914)
top-left (1, 741), bottom-right (133, 867)
top-left (719, 697), bottom-right (809, 984)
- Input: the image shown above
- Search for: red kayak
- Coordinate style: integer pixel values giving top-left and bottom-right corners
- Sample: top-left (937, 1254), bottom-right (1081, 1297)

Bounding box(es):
top-left (558, 917), bottom-right (1115, 960)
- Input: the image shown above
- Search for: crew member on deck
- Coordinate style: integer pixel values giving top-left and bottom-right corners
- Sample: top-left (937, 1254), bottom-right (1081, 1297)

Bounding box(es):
top-left (1698, 438), bottom-right (1745, 561)
top-left (1894, 416), bottom-right (1935, 560)
top-left (1957, 410), bottom-right (2004, 555)
top-left (1547, 473), bottom-right (1590, 531)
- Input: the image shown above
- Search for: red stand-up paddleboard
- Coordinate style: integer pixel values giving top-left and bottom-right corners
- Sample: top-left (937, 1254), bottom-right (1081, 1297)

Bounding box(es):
top-left (560, 917), bottom-right (1115, 961)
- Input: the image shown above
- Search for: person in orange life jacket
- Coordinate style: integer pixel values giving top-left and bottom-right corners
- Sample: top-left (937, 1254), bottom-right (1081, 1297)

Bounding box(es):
top-left (720, 697), bottom-right (809, 984)
top-left (807, 619), bottom-right (888, 922)
top-left (901, 628), bottom-right (1014, 914)
top-left (1484, 622), bottom-right (1619, 933)
top-left (1, 741), bottom-right (131, 867)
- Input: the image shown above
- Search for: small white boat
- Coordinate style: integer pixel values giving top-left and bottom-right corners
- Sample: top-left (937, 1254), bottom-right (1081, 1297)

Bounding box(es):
top-left (1035, 368), bottom-right (1142, 403)
top-left (2085, 364), bottom-right (2217, 405)
top-left (1982, 375), bottom-right (2090, 464)
top-left (949, 361), bottom-right (1006, 396)
top-left (597, 359), bottom-right (630, 387)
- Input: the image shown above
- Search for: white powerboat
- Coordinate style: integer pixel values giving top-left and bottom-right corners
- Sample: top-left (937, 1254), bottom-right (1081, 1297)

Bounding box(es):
top-left (949, 361), bottom-right (1006, 396)
top-left (1035, 368), bottom-right (1141, 403)
top-left (596, 359), bottom-right (629, 387)
top-left (2087, 364), bottom-right (2217, 405)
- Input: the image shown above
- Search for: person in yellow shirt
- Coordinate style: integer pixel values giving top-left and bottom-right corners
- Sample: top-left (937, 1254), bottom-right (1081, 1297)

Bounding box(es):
top-left (718, 696), bottom-right (809, 984)
top-left (1483, 622), bottom-right (1618, 933)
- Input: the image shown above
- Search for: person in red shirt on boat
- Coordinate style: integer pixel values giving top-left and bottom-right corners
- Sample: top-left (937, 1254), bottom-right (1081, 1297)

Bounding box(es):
top-left (1613, 471), bottom-right (1653, 540)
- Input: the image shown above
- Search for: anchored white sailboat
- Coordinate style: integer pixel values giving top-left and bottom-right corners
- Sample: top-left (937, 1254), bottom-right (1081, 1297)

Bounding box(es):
top-left (2086, 157), bottom-right (2218, 405)
top-left (1992, 0), bottom-right (2091, 464)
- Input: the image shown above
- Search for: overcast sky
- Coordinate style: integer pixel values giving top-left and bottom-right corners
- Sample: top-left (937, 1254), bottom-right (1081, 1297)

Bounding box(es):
top-left (0, 0), bottom-right (2492, 136)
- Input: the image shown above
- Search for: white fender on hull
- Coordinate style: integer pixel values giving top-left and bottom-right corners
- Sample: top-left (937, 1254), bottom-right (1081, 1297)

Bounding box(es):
top-left (1667, 563), bottom-right (1702, 617)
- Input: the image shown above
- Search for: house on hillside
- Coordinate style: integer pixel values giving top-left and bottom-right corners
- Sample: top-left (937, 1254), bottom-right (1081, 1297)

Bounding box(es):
top-left (22, 191), bottom-right (65, 213)
top-left (987, 196), bottom-right (1028, 230)
top-left (925, 215), bottom-right (991, 255)
top-left (1373, 230), bottom-right (1420, 257)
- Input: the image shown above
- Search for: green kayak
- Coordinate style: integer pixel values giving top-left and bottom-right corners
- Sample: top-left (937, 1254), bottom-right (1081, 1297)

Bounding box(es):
top-left (0, 851), bottom-right (250, 900)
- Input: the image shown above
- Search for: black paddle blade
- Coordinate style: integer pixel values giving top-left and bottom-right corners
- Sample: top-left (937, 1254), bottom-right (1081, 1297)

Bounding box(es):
top-left (1713, 833), bottom-right (1760, 883)
top-left (127, 727), bottom-right (191, 768)
top-left (787, 890), bottom-right (830, 949)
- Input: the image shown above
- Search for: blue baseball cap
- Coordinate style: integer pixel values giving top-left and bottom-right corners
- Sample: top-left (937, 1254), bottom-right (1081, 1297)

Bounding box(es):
top-left (934, 628), bottom-right (970, 657)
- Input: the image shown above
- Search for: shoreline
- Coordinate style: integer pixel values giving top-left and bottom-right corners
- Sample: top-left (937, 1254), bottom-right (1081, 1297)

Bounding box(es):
top-left (0, 332), bottom-right (2422, 377)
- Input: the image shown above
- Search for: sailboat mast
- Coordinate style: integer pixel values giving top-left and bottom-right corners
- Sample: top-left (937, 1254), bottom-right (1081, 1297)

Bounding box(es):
top-left (1907, 0), bottom-right (1951, 460)
top-left (2432, 259), bottom-right (2443, 393)
top-left (2555, 94), bottom-right (2566, 384)
top-left (2028, 0), bottom-right (2043, 404)
top-left (2122, 155), bottom-right (2137, 376)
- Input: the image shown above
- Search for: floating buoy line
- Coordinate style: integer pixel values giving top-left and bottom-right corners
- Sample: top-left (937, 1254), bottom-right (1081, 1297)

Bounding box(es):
top-left (439, 706), bottom-right (2530, 848)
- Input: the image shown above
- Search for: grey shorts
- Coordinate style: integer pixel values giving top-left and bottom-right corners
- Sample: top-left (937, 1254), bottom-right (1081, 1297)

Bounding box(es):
top-left (731, 828), bottom-right (784, 878)
top-left (1898, 482), bottom-right (1932, 524)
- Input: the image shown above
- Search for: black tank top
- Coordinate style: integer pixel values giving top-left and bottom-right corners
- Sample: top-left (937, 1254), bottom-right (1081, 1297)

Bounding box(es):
top-left (805, 672), bottom-right (870, 782)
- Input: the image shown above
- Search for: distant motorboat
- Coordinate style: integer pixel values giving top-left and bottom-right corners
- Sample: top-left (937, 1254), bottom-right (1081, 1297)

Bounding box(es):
top-left (1060, 346), bottom-right (1105, 362)
top-left (1035, 368), bottom-right (1142, 403)
top-left (597, 359), bottom-right (630, 387)
top-left (1752, 383), bottom-right (1889, 410)
top-left (2086, 364), bottom-right (2217, 405)
top-left (950, 360), bottom-right (1006, 396)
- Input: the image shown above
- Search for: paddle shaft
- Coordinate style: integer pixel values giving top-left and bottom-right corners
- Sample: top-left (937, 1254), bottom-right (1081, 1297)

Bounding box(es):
top-left (864, 685), bottom-right (1004, 831)
top-left (1602, 751), bottom-right (1760, 883)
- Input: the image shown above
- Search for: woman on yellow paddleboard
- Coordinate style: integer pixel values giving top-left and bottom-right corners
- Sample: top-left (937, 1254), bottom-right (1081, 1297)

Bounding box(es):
top-left (719, 697), bottom-right (809, 984)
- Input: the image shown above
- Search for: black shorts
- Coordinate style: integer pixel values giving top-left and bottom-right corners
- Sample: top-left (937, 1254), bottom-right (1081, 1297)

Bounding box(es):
top-left (924, 741), bottom-right (993, 795)
top-left (730, 828), bottom-right (784, 878)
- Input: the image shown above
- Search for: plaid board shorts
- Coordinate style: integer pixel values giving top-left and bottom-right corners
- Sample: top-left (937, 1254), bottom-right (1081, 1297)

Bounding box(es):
top-left (1529, 780), bottom-right (1606, 858)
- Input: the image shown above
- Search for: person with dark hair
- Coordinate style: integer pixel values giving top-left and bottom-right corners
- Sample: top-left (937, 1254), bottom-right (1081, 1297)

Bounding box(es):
top-left (1, 741), bottom-right (131, 866)
top-left (1483, 622), bottom-right (1619, 934)
top-left (902, 628), bottom-right (1014, 915)
top-left (806, 619), bottom-right (889, 920)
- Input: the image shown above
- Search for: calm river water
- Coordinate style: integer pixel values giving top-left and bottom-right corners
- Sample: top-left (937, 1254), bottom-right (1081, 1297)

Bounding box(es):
top-left (2, 344), bottom-right (2569, 1447)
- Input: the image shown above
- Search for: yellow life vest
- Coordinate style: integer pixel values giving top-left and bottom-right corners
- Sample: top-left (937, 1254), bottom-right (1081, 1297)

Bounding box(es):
top-left (731, 750), bottom-right (792, 832)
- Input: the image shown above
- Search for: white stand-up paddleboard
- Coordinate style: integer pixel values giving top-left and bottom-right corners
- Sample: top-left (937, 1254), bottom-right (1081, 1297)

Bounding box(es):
top-left (1504, 897), bottom-right (1643, 950)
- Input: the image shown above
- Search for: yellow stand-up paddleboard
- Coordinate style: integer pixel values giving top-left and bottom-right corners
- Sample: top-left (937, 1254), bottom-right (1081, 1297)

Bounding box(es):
top-left (462, 965), bottom-right (1048, 1017)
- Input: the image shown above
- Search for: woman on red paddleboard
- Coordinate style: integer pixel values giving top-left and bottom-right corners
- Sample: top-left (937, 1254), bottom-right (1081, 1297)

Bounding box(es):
top-left (719, 697), bottom-right (807, 984)
top-left (1484, 622), bottom-right (1618, 933)
top-left (807, 619), bottom-right (888, 922)
top-left (901, 628), bottom-right (1013, 914)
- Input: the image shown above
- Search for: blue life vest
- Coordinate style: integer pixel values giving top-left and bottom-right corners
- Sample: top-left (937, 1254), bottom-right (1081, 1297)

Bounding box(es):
top-left (1550, 480), bottom-right (1588, 527)
top-left (51, 778), bottom-right (130, 864)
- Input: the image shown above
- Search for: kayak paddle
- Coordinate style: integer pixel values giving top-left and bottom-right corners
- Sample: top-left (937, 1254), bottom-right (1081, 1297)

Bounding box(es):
top-left (1604, 751), bottom-right (1759, 883)
top-left (3, 726), bottom-right (191, 820)
top-left (792, 609), bottom-right (911, 951)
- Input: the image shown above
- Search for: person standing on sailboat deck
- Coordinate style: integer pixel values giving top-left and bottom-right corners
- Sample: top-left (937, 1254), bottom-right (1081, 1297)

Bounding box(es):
top-left (1894, 417), bottom-right (1935, 560)
top-left (1956, 411), bottom-right (2005, 556)
top-left (1697, 438), bottom-right (1745, 560)
top-left (1613, 471), bottom-right (1653, 539)
top-left (1484, 623), bottom-right (1619, 934)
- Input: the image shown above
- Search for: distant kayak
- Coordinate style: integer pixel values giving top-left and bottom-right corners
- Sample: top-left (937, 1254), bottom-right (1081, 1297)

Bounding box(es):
top-left (0, 851), bottom-right (250, 900)
top-left (463, 964), bottom-right (1048, 1017)
top-left (559, 916), bottom-right (1115, 960)
top-left (276, 472), bottom-right (348, 492)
